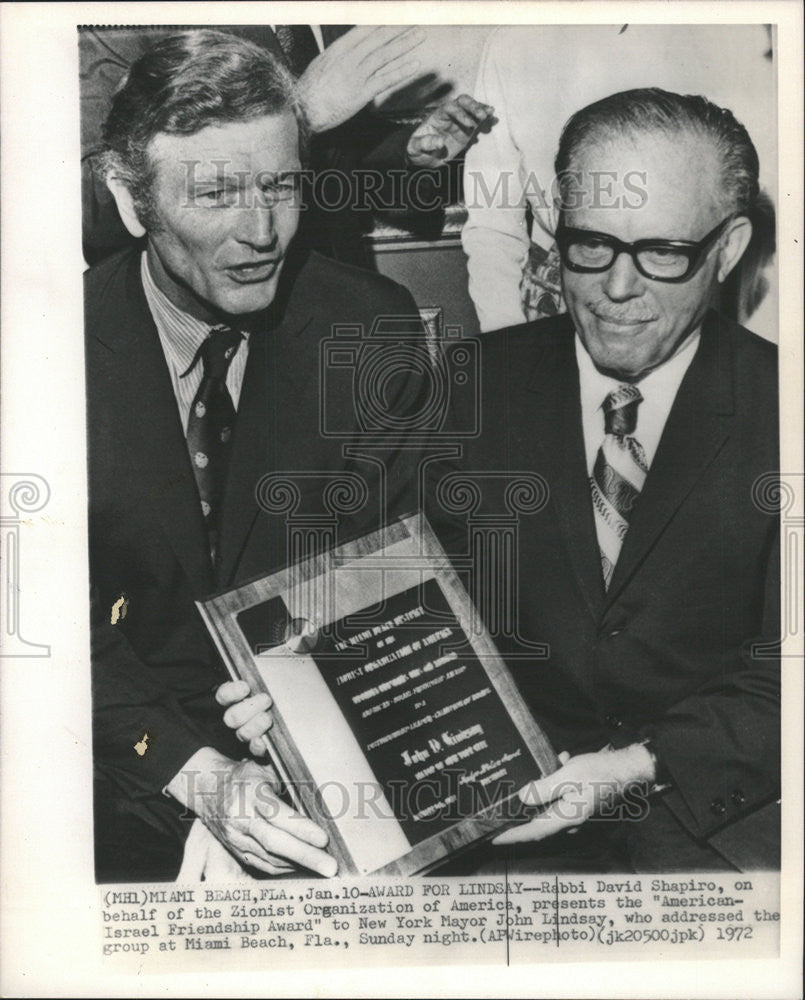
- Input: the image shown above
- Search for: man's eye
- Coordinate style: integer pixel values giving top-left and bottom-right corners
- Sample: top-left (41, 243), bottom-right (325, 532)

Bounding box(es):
top-left (196, 189), bottom-right (233, 206)
top-left (641, 247), bottom-right (687, 269)
top-left (262, 180), bottom-right (298, 201)
top-left (571, 236), bottom-right (611, 260)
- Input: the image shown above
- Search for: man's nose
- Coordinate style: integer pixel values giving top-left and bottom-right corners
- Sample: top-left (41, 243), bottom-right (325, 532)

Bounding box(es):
top-left (239, 202), bottom-right (277, 249)
top-left (602, 251), bottom-right (643, 300)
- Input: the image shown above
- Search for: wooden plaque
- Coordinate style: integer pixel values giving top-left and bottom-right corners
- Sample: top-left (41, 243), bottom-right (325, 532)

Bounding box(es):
top-left (197, 512), bottom-right (558, 876)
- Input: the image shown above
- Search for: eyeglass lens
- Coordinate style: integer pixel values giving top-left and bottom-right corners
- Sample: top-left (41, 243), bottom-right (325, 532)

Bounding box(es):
top-left (566, 235), bottom-right (691, 278)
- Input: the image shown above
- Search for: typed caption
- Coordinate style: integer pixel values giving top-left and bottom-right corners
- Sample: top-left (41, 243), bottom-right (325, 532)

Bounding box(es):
top-left (100, 872), bottom-right (780, 970)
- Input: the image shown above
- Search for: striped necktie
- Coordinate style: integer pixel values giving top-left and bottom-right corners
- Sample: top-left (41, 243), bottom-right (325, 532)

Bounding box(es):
top-left (185, 325), bottom-right (244, 560)
top-left (590, 384), bottom-right (648, 589)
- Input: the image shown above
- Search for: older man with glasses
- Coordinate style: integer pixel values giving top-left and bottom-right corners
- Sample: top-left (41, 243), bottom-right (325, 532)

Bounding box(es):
top-left (452, 87), bottom-right (780, 872)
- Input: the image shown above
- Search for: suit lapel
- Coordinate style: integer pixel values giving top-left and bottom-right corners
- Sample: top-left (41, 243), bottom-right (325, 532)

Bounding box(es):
top-left (605, 312), bottom-right (734, 604)
top-left (93, 253), bottom-right (214, 594)
top-left (215, 255), bottom-right (314, 588)
top-left (525, 325), bottom-right (607, 621)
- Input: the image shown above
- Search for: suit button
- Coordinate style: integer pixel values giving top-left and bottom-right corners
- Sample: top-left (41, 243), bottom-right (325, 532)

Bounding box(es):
top-left (711, 799), bottom-right (727, 816)
top-left (605, 714), bottom-right (623, 729)
top-left (731, 790), bottom-right (746, 807)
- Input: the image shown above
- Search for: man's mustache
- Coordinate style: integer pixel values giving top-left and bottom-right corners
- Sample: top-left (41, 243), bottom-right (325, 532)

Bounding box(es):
top-left (588, 302), bottom-right (658, 324)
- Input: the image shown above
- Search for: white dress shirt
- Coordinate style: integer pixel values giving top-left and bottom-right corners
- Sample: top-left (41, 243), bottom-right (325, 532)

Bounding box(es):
top-left (575, 331), bottom-right (701, 477)
top-left (141, 253), bottom-right (250, 432)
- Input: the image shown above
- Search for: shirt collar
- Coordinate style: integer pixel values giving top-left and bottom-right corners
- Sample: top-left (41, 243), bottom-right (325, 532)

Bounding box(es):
top-left (141, 252), bottom-right (249, 377)
top-left (637, 330), bottom-right (701, 407)
top-left (575, 327), bottom-right (701, 413)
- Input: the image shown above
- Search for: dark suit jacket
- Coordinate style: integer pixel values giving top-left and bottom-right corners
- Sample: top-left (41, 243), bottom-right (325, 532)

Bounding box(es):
top-left (440, 310), bottom-right (780, 872)
top-left (86, 246), bottom-right (428, 880)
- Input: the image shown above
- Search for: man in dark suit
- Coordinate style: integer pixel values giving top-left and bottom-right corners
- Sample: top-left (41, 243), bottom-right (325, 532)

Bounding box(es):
top-left (86, 29), bottom-right (436, 882)
top-left (455, 88), bottom-right (779, 872)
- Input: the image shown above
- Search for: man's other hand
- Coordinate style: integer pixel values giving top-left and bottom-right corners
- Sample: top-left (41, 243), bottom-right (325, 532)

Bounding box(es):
top-left (177, 818), bottom-right (253, 882)
top-left (167, 748), bottom-right (338, 877)
top-left (298, 26), bottom-right (425, 133)
top-left (406, 95), bottom-right (494, 168)
top-left (216, 679), bottom-right (273, 757)
top-left (492, 744), bottom-right (656, 845)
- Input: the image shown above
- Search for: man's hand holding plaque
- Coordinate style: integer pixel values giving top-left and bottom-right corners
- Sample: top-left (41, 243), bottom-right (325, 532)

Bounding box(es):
top-left (217, 679), bottom-right (274, 759)
top-left (493, 745), bottom-right (657, 845)
top-left (197, 515), bottom-right (560, 876)
top-left (166, 747), bottom-right (337, 878)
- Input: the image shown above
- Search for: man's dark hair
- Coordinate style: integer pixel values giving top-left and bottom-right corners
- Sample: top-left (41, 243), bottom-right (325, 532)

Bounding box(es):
top-left (554, 87), bottom-right (760, 216)
top-left (99, 29), bottom-right (307, 229)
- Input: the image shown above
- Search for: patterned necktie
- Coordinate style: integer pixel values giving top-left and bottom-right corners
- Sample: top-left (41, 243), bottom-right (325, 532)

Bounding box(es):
top-left (185, 325), bottom-right (244, 558)
top-left (590, 384), bottom-right (648, 589)
top-left (274, 25), bottom-right (320, 76)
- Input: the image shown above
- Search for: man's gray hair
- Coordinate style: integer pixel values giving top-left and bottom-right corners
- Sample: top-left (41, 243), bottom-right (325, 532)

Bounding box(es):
top-left (554, 87), bottom-right (760, 216)
top-left (98, 29), bottom-right (307, 230)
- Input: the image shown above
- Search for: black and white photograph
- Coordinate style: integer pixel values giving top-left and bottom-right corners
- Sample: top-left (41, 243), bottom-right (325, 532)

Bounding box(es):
top-left (1, 2), bottom-right (802, 997)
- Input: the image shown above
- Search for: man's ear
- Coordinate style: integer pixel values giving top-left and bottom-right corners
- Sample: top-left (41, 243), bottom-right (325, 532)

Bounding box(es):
top-left (716, 216), bottom-right (752, 283)
top-left (106, 173), bottom-right (147, 239)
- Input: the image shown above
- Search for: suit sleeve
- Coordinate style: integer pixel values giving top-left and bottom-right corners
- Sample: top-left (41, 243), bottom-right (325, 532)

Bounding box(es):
top-left (334, 112), bottom-right (414, 173)
top-left (316, 108), bottom-right (451, 220)
top-left (643, 525), bottom-right (780, 843)
top-left (91, 586), bottom-right (214, 799)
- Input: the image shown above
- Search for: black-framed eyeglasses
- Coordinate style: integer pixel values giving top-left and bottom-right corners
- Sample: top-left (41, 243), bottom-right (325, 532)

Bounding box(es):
top-left (555, 215), bottom-right (736, 283)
